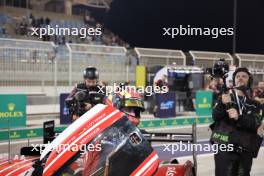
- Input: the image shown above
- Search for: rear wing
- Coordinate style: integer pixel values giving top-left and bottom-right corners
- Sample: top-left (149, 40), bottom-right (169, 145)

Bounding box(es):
top-left (141, 123), bottom-right (197, 176)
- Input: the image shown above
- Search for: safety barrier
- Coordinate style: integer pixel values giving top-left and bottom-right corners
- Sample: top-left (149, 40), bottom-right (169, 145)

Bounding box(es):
top-left (0, 116), bottom-right (212, 141)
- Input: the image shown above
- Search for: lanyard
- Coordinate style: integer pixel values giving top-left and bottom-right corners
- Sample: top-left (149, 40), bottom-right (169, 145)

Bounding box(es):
top-left (234, 90), bottom-right (246, 115)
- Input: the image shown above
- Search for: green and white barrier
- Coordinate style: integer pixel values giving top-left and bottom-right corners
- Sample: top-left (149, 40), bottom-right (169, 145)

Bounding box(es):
top-left (0, 116), bottom-right (212, 141)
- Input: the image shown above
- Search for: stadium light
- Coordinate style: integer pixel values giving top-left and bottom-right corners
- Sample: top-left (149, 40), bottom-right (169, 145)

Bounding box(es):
top-left (232, 0), bottom-right (237, 54)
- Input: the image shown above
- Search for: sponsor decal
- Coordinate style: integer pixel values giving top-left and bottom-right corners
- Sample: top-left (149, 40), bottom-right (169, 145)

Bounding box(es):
top-left (212, 132), bottom-right (229, 143)
top-left (166, 167), bottom-right (177, 176)
top-left (197, 97), bottom-right (211, 108)
top-left (0, 103), bottom-right (23, 118)
top-left (160, 101), bottom-right (174, 110)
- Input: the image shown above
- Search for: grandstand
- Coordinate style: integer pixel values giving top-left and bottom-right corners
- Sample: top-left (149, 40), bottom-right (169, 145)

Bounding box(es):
top-left (0, 0), bottom-right (112, 12)
top-left (0, 3), bottom-right (132, 90)
top-left (1, 2), bottom-right (264, 108)
top-left (0, 6), bottom-right (82, 40)
top-left (0, 5), bottom-right (126, 46)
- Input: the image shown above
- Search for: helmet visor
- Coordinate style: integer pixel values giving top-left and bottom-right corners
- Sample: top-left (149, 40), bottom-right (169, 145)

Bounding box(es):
top-left (123, 98), bottom-right (144, 110)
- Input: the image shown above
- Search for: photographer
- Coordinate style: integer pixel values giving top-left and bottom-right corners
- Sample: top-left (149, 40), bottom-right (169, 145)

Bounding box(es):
top-left (66, 66), bottom-right (106, 121)
top-left (211, 67), bottom-right (263, 176)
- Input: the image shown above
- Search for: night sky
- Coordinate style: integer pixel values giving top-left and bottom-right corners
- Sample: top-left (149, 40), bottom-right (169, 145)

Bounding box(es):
top-left (97, 0), bottom-right (264, 54)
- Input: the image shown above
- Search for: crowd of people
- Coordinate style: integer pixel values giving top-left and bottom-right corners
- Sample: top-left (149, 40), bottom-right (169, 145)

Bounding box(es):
top-left (15, 14), bottom-right (52, 40)
top-left (12, 13), bottom-right (129, 47)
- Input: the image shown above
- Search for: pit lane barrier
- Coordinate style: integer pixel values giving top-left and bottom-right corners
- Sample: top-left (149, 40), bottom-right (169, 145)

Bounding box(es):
top-left (0, 116), bottom-right (213, 141)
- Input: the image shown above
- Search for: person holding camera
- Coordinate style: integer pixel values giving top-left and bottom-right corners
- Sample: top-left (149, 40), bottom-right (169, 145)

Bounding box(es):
top-left (66, 66), bottom-right (106, 121)
top-left (211, 67), bottom-right (263, 176)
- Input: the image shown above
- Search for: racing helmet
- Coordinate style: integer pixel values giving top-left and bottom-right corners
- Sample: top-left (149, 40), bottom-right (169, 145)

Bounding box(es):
top-left (83, 66), bottom-right (99, 80)
top-left (107, 87), bottom-right (145, 125)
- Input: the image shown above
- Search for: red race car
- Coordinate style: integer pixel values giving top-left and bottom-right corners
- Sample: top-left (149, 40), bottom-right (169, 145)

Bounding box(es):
top-left (0, 104), bottom-right (197, 176)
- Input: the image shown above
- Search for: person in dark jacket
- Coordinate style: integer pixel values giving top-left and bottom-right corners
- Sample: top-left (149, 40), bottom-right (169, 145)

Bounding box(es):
top-left (211, 67), bottom-right (263, 176)
top-left (66, 66), bottom-right (106, 121)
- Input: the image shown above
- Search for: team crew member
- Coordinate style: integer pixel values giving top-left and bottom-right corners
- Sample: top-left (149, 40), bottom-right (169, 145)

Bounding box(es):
top-left (211, 67), bottom-right (263, 176)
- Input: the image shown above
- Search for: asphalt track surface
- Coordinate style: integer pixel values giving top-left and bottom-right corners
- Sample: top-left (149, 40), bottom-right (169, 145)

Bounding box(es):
top-left (0, 125), bottom-right (263, 175)
top-left (148, 125), bottom-right (264, 176)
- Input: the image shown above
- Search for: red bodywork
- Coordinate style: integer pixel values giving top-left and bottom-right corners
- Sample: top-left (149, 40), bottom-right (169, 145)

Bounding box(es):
top-left (0, 156), bottom-right (194, 176)
top-left (155, 161), bottom-right (194, 176)
top-left (0, 104), bottom-right (195, 176)
top-left (0, 156), bottom-right (36, 176)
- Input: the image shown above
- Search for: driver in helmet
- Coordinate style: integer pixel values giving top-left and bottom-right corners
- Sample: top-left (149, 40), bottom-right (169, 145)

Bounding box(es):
top-left (66, 66), bottom-right (106, 121)
top-left (106, 83), bottom-right (145, 126)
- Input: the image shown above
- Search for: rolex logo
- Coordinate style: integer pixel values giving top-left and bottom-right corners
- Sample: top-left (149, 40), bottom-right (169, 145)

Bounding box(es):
top-left (8, 103), bottom-right (15, 111)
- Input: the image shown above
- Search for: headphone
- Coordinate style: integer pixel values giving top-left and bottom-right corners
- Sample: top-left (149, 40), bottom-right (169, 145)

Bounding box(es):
top-left (232, 67), bottom-right (253, 88)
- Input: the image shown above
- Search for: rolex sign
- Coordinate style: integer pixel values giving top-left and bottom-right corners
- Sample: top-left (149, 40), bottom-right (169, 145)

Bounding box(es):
top-left (0, 94), bottom-right (26, 128)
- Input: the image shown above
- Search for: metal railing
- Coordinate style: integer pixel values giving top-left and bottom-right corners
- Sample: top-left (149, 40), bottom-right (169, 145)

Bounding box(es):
top-left (0, 38), bottom-right (56, 88)
top-left (66, 43), bottom-right (134, 86)
top-left (135, 47), bottom-right (186, 66)
top-left (189, 50), bottom-right (233, 68)
top-left (235, 53), bottom-right (264, 84)
top-left (0, 38), bottom-right (136, 89)
top-left (1, 38), bottom-right (263, 91)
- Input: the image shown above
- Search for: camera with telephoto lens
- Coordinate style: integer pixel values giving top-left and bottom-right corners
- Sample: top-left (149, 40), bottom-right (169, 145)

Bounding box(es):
top-left (207, 59), bottom-right (235, 110)
top-left (206, 58), bottom-right (230, 97)
top-left (208, 59), bottom-right (235, 131)
top-left (66, 90), bottom-right (105, 117)
top-left (206, 58), bottom-right (229, 78)
top-left (65, 91), bottom-right (87, 117)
